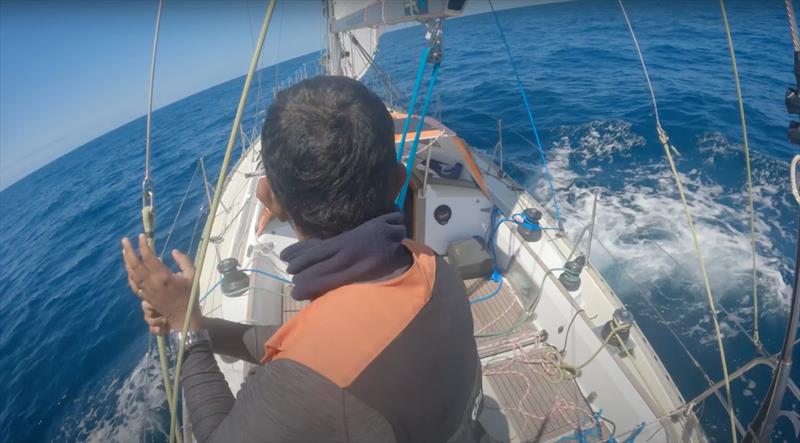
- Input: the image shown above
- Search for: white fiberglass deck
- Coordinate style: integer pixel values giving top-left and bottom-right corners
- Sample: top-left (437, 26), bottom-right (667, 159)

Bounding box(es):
top-left (194, 114), bottom-right (704, 442)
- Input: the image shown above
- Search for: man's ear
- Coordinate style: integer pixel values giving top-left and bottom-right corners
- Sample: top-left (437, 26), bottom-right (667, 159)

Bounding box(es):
top-left (257, 176), bottom-right (290, 222)
top-left (391, 163), bottom-right (407, 203)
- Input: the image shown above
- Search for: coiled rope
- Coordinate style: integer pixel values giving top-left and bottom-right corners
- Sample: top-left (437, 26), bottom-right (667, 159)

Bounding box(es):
top-left (616, 1), bottom-right (737, 442)
top-left (165, 1), bottom-right (277, 442)
top-left (718, 0), bottom-right (761, 350)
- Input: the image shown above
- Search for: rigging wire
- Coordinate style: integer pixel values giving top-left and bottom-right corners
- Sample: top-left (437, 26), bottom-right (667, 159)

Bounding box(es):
top-left (616, 1), bottom-right (737, 441)
top-left (487, 0), bottom-right (563, 228)
top-left (139, 1), bottom-right (182, 442)
top-left (348, 32), bottom-right (404, 107)
top-left (159, 162), bottom-right (200, 259)
top-left (718, 0), bottom-right (761, 350)
top-left (165, 2), bottom-right (278, 442)
top-left (186, 204), bottom-right (204, 258)
top-left (143, 0), bottom-right (162, 187)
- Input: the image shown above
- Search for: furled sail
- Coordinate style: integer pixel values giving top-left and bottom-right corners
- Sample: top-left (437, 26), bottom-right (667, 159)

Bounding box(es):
top-left (327, 0), bottom-right (382, 80)
top-left (324, 0), bottom-right (467, 80)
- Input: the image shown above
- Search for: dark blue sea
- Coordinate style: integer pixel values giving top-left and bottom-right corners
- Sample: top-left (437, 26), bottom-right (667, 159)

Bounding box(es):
top-left (1, 1), bottom-right (798, 441)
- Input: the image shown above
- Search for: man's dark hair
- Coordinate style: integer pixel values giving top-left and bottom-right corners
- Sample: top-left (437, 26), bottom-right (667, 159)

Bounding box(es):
top-left (261, 76), bottom-right (398, 239)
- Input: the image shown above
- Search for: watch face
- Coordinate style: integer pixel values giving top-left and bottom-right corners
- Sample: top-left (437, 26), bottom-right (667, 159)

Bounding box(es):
top-left (173, 329), bottom-right (211, 350)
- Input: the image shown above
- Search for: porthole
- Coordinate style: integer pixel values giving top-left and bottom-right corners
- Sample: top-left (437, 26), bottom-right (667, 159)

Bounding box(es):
top-left (434, 205), bottom-right (452, 225)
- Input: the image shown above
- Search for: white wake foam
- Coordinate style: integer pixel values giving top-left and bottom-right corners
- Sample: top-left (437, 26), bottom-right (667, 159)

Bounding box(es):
top-left (504, 120), bottom-right (792, 336)
top-left (58, 348), bottom-right (168, 442)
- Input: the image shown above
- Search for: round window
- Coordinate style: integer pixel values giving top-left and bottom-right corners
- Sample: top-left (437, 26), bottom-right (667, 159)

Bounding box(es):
top-left (434, 205), bottom-right (452, 225)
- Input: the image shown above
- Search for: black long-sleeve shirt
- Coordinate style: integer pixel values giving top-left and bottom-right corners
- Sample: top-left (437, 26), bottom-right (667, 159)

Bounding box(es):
top-left (183, 318), bottom-right (403, 442)
top-left (180, 213), bottom-right (483, 443)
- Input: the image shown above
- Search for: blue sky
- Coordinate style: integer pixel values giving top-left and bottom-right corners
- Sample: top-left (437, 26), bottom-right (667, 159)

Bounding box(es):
top-left (0, 0), bottom-right (326, 190)
top-left (0, 0), bottom-right (546, 190)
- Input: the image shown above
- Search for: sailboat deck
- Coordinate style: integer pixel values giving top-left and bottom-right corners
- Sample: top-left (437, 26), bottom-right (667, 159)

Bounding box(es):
top-left (468, 278), bottom-right (543, 358)
top-left (469, 276), bottom-right (596, 442)
top-left (278, 273), bottom-right (594, 442)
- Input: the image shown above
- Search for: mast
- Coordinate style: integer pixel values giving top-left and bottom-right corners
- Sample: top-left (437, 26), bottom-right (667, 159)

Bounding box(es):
top-left (323, 0), bottom-right (341, 76)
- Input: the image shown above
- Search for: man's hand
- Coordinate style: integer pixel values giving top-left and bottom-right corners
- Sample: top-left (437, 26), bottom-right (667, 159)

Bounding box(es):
top-left (141, 300), bottom-right (170, 335)
top-left (121, 234), bottom-right (201, 333)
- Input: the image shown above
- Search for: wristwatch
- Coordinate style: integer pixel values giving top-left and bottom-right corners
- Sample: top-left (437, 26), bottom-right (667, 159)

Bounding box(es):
top-left (170, 329), bottom-right (211, 352)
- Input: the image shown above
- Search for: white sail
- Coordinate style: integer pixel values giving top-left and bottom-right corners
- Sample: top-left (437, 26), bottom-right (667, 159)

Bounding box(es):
top-left (324, 0), bottom-right (467, 80)
top-left (326, 0), bottom-right (383, 80)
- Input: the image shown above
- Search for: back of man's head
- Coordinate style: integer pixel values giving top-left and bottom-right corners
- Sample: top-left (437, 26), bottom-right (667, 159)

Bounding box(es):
top-left (261, 76), bottom-right (398, 239)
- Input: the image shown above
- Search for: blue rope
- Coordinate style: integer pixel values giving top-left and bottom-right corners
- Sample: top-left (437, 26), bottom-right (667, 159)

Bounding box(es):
top-left (485, 207), bottom-right (559, 267)
top-left (198, 269), bottom-right (292, 303)
top-left (198, 279), bottom-right (222, 303)
top-left (470, 278), bottom-right (503, 305)
top-left (396, 47), bottom-right (432, 162)
top-left (487, 0), bottom-right (562, 226)
top-left (476, 206), bottom-right (562, 306)
top-left (396, 61), bottom-right (441, 208)
top-left (241, 268), bottom-right (293, 285)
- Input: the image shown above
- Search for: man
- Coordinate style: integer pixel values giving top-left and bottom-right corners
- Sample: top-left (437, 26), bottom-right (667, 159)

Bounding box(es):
top-left (122, 76), bottom-right (484, 442)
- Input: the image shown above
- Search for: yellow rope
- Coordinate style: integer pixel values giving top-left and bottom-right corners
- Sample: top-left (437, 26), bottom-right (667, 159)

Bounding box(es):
top-left (141, 208), bottom-right (182, 443)
top-left (165, 1), bottom-right (277, 441)
top-left (556, 323), bottom-right (632, 379)
top-left (658, 127), bottom-right (738, 443)
top-left (718, 0), bottom-right (760, 349)
top-left (616, 1), bottom-right (737, 441)
top-left (139, 0), bottom-right (182, 441)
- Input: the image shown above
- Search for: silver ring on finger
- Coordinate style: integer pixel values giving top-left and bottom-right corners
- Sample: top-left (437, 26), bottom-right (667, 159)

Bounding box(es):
top-left (138, 288), bottom-right (143, 297)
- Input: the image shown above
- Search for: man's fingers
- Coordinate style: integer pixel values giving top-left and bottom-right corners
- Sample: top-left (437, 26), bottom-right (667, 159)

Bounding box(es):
top-left (142, 301), bottom-right (168, 335)
top-left (128, 276), bottom-right (140, 295)
top-left (141, 300), bottom-right (164, 318)
top-left (150, 325), bottom-right (169, 336)
top-left (138, 233), bottom-right (162, 270)
top-left (122, 237), bottom-right (148, 280)
top-left (171, 249), bottom-right (195, 278)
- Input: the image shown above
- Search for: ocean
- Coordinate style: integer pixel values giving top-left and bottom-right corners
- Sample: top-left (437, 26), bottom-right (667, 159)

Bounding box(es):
top-left (1, 1), bottom-right (798, 441)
